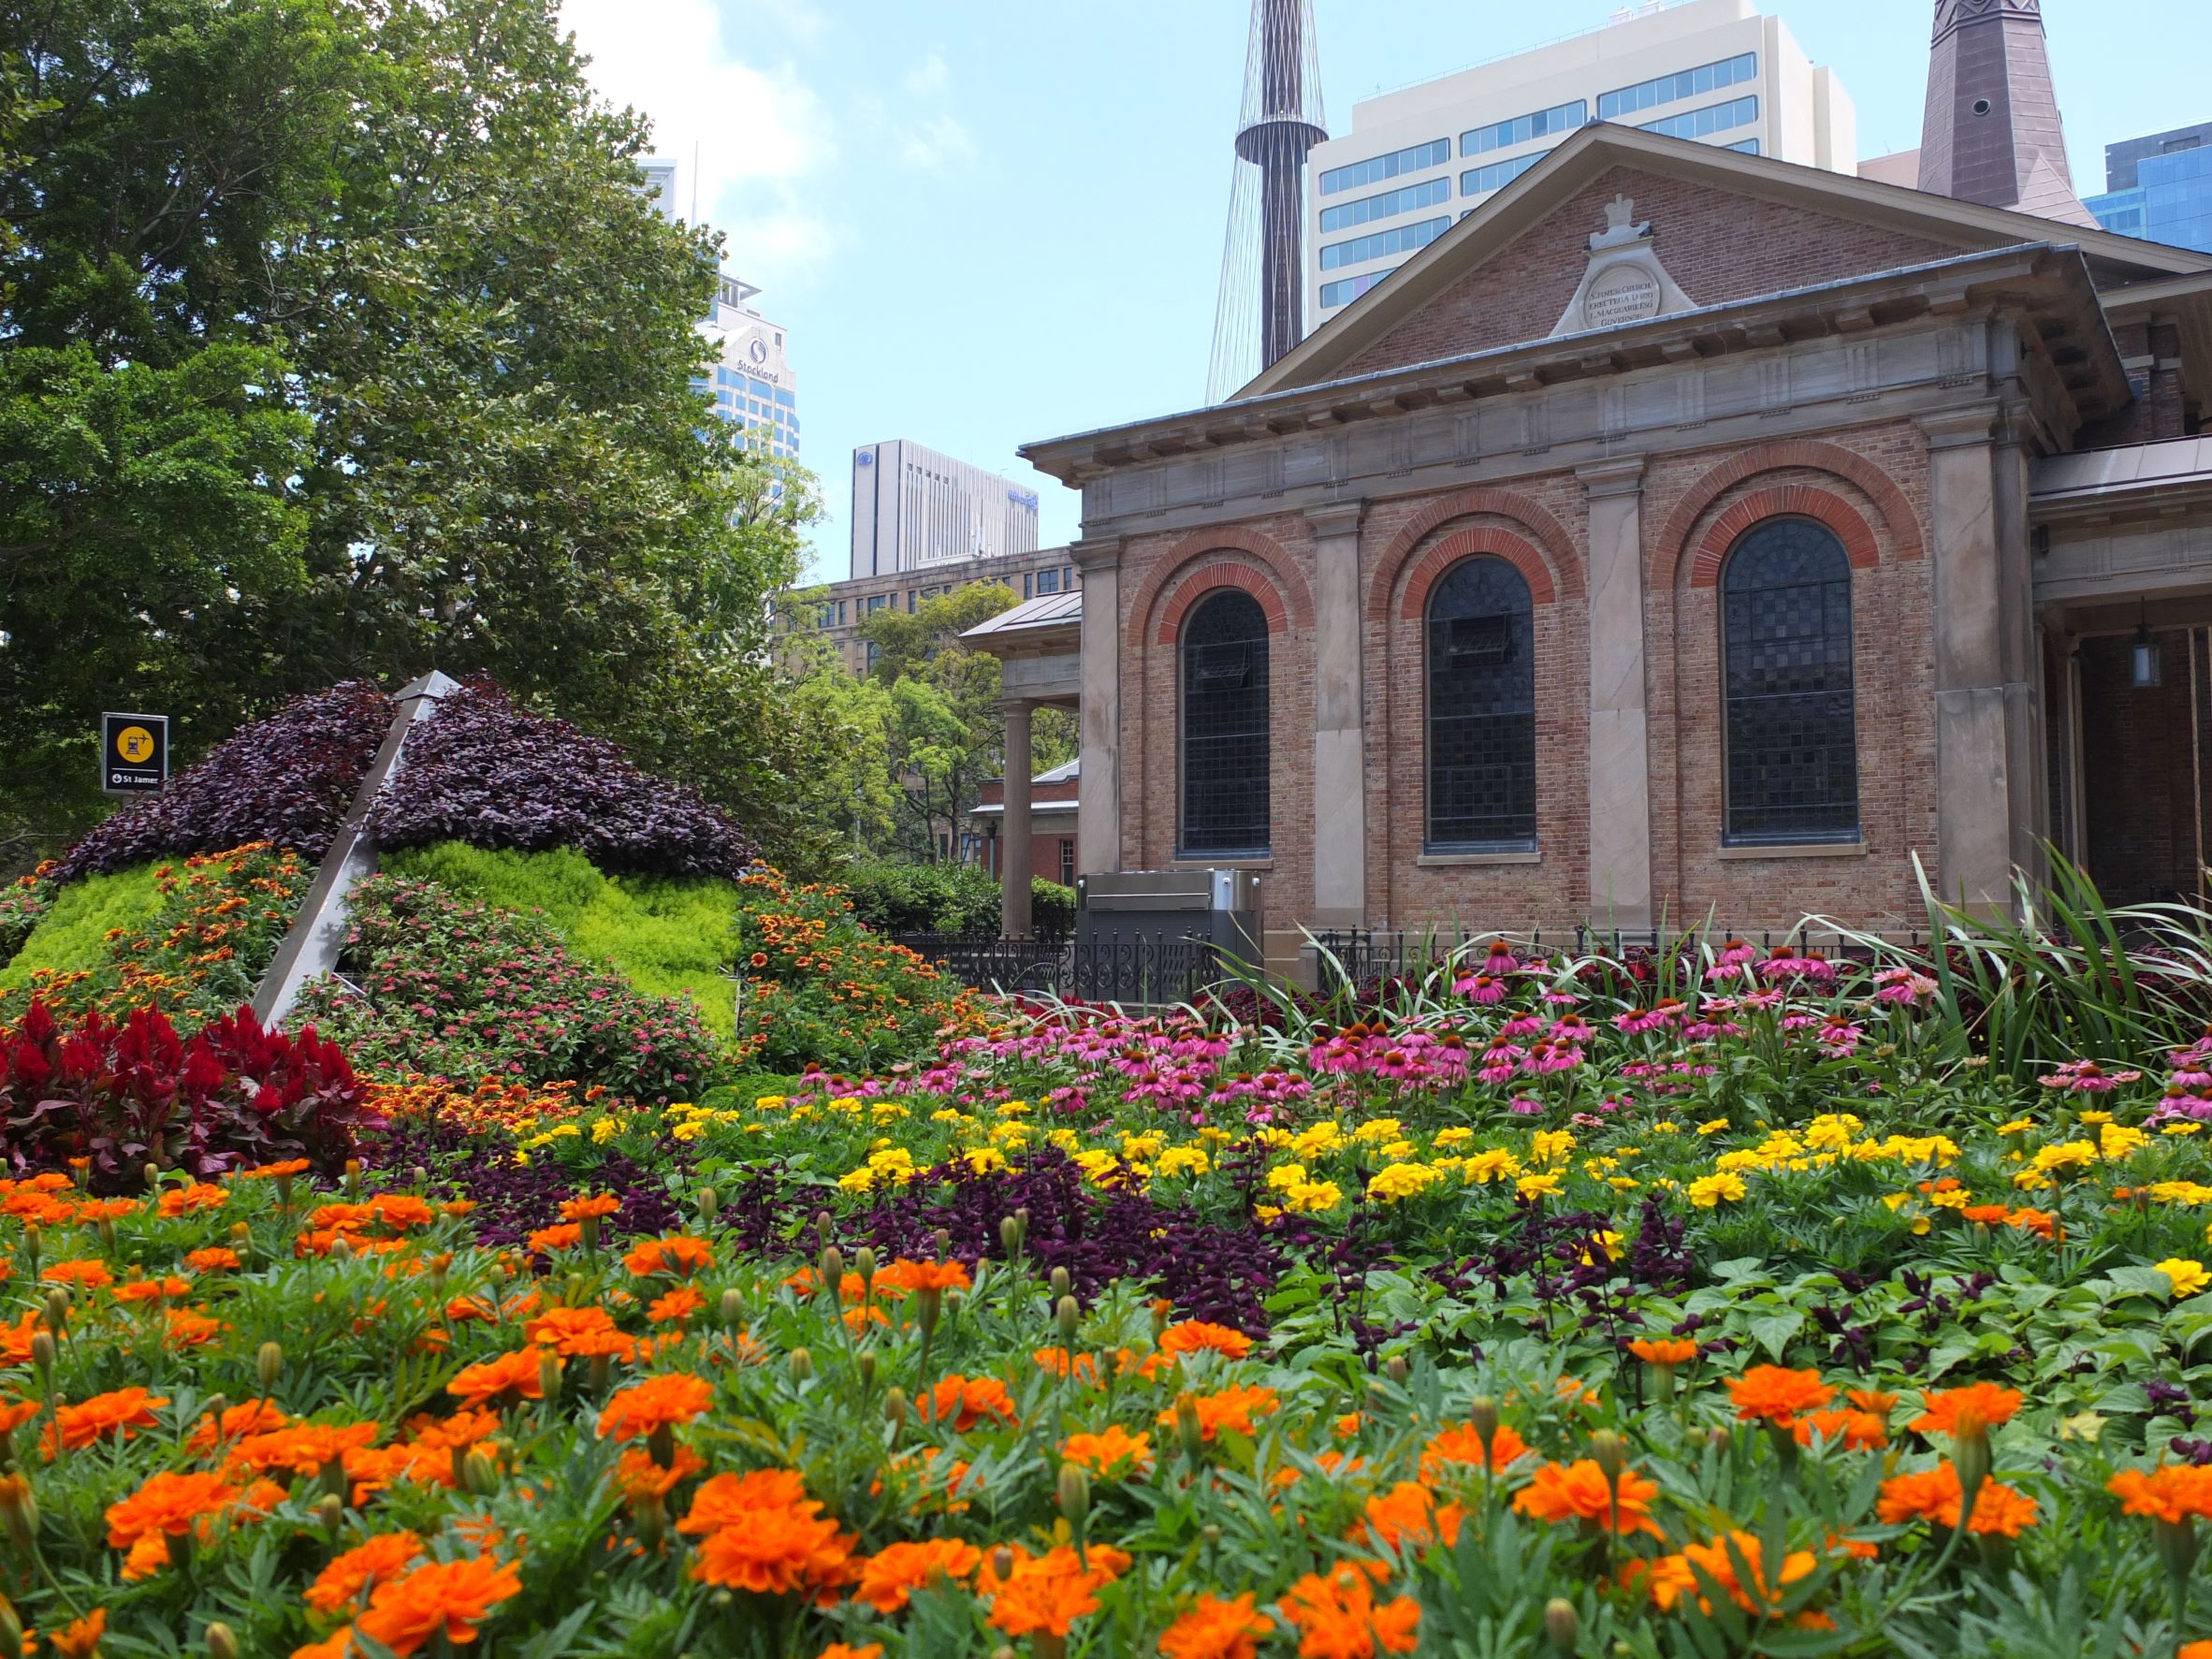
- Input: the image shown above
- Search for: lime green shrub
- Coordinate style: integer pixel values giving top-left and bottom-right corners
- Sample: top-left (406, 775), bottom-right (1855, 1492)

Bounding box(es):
top-left (0, 863), bottom-right (167, 991)
top-left (381, 842), bottom-right (742, 1038)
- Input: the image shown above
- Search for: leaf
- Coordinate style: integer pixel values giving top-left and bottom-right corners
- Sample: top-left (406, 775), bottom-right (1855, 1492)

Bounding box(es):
top-left (1747, 1309), bottom-right (1805, 1361)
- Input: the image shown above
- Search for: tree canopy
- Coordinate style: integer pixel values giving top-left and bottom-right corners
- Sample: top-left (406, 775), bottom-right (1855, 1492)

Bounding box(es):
top-left (1, 0), bottom-right (817, 868)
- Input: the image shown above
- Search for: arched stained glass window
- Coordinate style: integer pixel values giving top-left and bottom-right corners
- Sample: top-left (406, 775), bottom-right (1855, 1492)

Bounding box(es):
top-left (1426, 557), bottom-right (1536, 850)
top-left (1179, 589), bottom-right (1271, 856)
top-left (1721, 518), bottom-right (1859, 843)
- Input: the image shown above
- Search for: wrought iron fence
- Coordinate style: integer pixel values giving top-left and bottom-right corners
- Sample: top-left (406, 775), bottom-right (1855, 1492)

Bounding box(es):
top-left (1307, 924), bottom-right (1930, 997)
top-left (889, 929), bottom-right (1221, 1006)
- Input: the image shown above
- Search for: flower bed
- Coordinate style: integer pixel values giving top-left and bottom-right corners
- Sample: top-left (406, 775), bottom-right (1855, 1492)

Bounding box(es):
top-left (2, 939), bottom-right (2212, 1654)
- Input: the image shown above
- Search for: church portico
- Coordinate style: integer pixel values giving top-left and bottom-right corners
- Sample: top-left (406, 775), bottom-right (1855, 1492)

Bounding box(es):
top-left (1021, 118), bottom-right (2210, 968)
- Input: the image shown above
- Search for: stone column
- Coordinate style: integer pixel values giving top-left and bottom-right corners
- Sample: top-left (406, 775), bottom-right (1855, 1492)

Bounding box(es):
top-left (1306, 500), bottom-right (1367, 928)
top-left (1000, 701), bottom-right (1034, 938)
top-left (1921, 406), bottom-right (2034, 916)
top-left (1578, 458), bottom-right (1652, 927)
top-left (1071, 538), bottom-right (1122, 879)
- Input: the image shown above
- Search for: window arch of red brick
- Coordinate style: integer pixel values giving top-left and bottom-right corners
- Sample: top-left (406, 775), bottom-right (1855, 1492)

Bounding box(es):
top-left (1131, 526), bottom-right (1312, 648)
top-left (1655, 440), bottom-right (1924, 589)
top-left (1688, 488), bottom-right (1881, 589)
top-left (1368, 488), bottom-right (1584, 623)
top-left (1394, 528), bottom-right (1558, 619)
top-left (1150, 560), bottom-right (1297, 645)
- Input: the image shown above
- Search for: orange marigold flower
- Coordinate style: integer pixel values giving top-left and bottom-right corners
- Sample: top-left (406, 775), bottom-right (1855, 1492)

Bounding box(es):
top-left (623, 1236), bottom-right (716, 1278)
top-left (1726, 1365), bottom-right (1835, 1428)
top-left (1628, 1337), bottom-right (1699, 1366)
top-left (1639, 1530), bottom-right (1818, 1616)
top-left (355, 1554), bottom-right (524, 1654)
top-left (156, 1182), bottom-right (227, 1216)
top-left (920, 1375), bottom-right (1019, 1433)
top-left (688, 1501), bottom-right (856, 1601)
top-left (1511, 1460), bottom-right (1665, 1538)
top-left (1792, 1407), bottom-right (1889, 1450)
top-left (1157, 1320), bottom-right (1254, 1361)
top-left (983, 1544), bottom-right (1128, 1639)
top-left (44, 1259), bottom-right (112, 1290)
top-left (523, 1306), bottom-right (634, 1360)
top-left (679, 1468), bottom-right (816, 1535)
top-left (46, 1608), bottom-right (106, 1659)
top-left (446, 1349), bottom-right (553, 1408)
top-left (818, 1647), bottom-right (884, 1659)
top-left (1878, 1463), bottom-right (2040, 1535)
top-left (1158, 1384), bottom-right (1279, 1443)
top-left (873, 1258), bottom-right (971, 1295)
top-left (616, 1444), bottom-right (705, 1501)
top-left (1275, 1562), bottom-right (1421, 1657)
top-left (1419, 1420), bottom-right (1531, 1479)
top-left (243, 1158), bottom-right (312, 1178)
top-left (187, 1400), bottom-right (290, 1453)
top-left (599, 1375), bottom-right (715, 1442)
top-left (853, 1536), bottom-right (982, 1612)
top-left (558, 1194), bottom-right (622, 1222)
top-left (1062, 1425), bottom-right (1153, 1477)
top-left (1359, 1480), bottom-right (1465, 1552)
top-left (225, 1421), bottom-right (383, 1480)
top-left (47, 1387), bottom-right (167, 1454)
top-left (75, 1200), bottom-right (141, 1223)
top-left (105, 1469), bottom-right (240, 1550)
top-left (0, 1398), bottom-right (37, 1436)
top-left (1909, 1382), bottom-right (2022, 1438)
top-left (184, 1246), bottom-right (242, 1273)
top-left (649, 1286), bottom-right (706, 1325)
top-left (525, 1224), bottom-right (583, 1256)
top-left (305, 1531), bottom-right (426, 1615)
top-left (2108, 1464), bottom-right (2212, 1523)
top-left (1159, 1591), bottom-right (1273, 1659)
top-left (1846, 1389), bottom-right (1899, 1415)
top-left (166, 1307), bottom-right (226, 1348)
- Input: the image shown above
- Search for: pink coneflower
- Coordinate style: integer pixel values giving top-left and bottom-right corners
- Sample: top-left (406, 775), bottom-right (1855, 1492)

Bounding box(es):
top-left (1872, 967), bottom-right (1937, 1006)
top-left (2038, 1058), bottom-right (2143, 1093)
top-left (1815, 1017), bottom-right (1863, 1055)
top-left (1499, 1013), bottom-right (1546, 1039)
top-left (1509, 1095), bottom-right (1545, 1114)
top-left (1477, 1043), bottom-right (1525, 1085)
top-left (1454, 971), bottom-right (1508, 1004)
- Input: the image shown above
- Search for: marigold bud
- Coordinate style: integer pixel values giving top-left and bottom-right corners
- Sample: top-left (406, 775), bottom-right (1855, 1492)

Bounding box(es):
top-left (992, 1547), bottom-right (1014, 1579)
top-left (1177, 1395), bottom-right (1205, 1465)
top-left (788, 1346), bottom-right (814, 1382)
top-left (932, 1226), bottom-right (951, 1260)
top-left (853, 1245), bottom-right (877, 1283)
top-left (40, 1289), bottom-right (66, 1335)
top-left (206, 1621), bottom-right (240, 1659)
top-left (1056, 1295), bottom-right (1080, 1346)
top-left (857, 1349), bottom-right (877, 1390)
top-left (29, 1332), bottom-right (54, 1383)
top-left (1050, 1266), bottom-right (1071, 1299)
top-left (329, 1232), bottom-right (354, 1260)
top-left (718, 1288), bottom-right (746, 1329)
top-left (1469, 1395), bottom-right (1499, 1448)
top-left (1201, 1523), bottom-right (1222, 1544)
top-left (0, 1477), bottom-right (35, 1557)
top-left (1952, 1420), bottom-right (1992, 1499)
top-left (696, 1187), bottom-right (720, 1222)
top-left (538, 1350), bottom-right (562, 1404)
top-left (1589, 1429), bottom-right (1628, 1484)
top-left (883, 1387), bottom-right (909, 1428)
top-left (1385, 1353), bottom-right (1409, 1385)
top-left (820, 1245), bottom-right (844, 1293)
top-left (257, 1341), bottom-right (284, 1391)
top-left (1056, 1461), bottom-right (1091, 1527)
top-left (0, 1600), bottom-right (21, 1659)
top-left (143, 1161), bottom-right (161, 1192)
top-left (999, 1214), bottom-right (1026, 1256)
top-left (1544, 1597), bottom-right (1579, 1652)
top-left (410, 1165), bottom-right (429, 1189)
top-left (461, 1449), bottom-right (499, 1496)
top-left (315, 1492), bottom-right (343, 1540)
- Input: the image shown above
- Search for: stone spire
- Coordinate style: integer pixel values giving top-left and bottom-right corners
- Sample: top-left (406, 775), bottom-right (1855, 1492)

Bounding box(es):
top-left (1917, 0), bottom-right (2097, 227)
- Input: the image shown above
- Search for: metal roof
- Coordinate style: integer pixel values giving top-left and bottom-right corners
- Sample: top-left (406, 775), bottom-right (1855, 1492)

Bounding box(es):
top-left (2031, 436), bottom-right (2212, 502)
top-left (961, 590), bottom-right (1082, 636)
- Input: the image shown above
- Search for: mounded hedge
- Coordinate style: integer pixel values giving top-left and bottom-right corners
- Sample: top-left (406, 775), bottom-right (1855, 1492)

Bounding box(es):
top-left (52, 681), bottom-right (393, 882)
top-left (380, 841), bottom-right (742, 1040)
top-left (842, 858), bottom-right (1075, 938)
top-left (373, 677), bottom-right (753, 878)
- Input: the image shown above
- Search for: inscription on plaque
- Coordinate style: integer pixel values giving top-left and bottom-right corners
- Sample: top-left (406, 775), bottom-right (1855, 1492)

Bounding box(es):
top-left (1584, 265), bottom-right (1662, 327)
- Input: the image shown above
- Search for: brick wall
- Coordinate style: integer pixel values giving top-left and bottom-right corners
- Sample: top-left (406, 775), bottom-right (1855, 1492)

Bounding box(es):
top-left (2076, 320), bottom-right (2191, 448)
top-left (2078, 630), bottom-right (2208, 904)
top-left (1338, 167), bottom-right (1965, 380)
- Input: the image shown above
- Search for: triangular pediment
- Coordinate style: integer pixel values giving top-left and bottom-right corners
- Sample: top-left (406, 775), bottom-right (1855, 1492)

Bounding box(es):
top-left (1244, 125), bottom-right (2208, 399)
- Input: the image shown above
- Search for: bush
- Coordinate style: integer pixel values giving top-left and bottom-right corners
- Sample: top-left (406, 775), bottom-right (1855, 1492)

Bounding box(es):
top-left (0, 864), bottom-right (56, 968)
top-left (372, 677), bottom-right (753, 878)
top-left (294, 873), bottom-right (721, 1100)
top-left (841, 860), bottom-right (1002, 935)
top-left (732, 868), bottom-right (987, 1072)
top-left (52, 681), bottom-right (393, 882)
top-left (0, 844), bottom-right (313, 1030)
top-left (841, 861), bottom-right (1078, 939)
top-left (0, 998), bottom-right (377, 1190)
top-left (381, 842), bottom-right (743, 1039)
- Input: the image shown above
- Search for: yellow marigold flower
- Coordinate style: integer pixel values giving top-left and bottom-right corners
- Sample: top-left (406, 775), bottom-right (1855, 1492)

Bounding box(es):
top-left (2032, 1141), bottom-right (2099, 1174)
top-left (2099, 1124), bottom-right (2149, 1161)
top-left (1688, 1172), bottom-right (1748, 1208)
top-left (1285, 1180), bottom-right (1343, 1214)
top-left (1996, 1118), bottom-right (2034, 1134)
top-left (1530, 1130), bottom-right (1576, 1165)
top-left (1696, 1118), bottom-right (1731, 1137)
top-left (1516, 1172), bottom-right (1564, 1201)
top-left (1352, 1119), bottom-right (1404, 1144)
top-left (2157, 1259), bottom-right (2211, 1298)
top-left (1367, 1164), bottom-right (1443, 1203)
top-left (1433, 1127), bottom-right (1474, 1149)
top-left (1154, 1146), bottom-right (1210, 1179)
top-left (2078, 1110), bottom-right (2114, 1127)
top-left (1464, 1149), bottom-right (1522, 1185)
top-left (1651, 1121), bottom-right (1680, 1134)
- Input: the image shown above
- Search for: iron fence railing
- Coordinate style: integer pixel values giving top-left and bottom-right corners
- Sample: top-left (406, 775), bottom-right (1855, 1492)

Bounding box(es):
top-left (888, 929), bottom-right (1222, 1006)
top-left (1307, 924), bottom-right (1931, 997)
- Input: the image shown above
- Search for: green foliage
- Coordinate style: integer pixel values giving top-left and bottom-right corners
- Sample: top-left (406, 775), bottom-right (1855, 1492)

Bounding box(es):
top-left (0, 0), bottom-right (824, 873)
top-left (0, 863), bottom-right (167, 989)
top-left (841, 859), bottom-right (1006, 935)
top-left (0, 863), bottom-right (56, 966)
top-left (1032, 877), bottom-right (1077, 938)
top-left (383, 841), bottom-right (743, 1040)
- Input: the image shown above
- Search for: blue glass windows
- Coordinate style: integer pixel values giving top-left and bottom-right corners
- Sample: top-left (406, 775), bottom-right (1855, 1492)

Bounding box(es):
top-left (1721, 519), bottom-right (1859, 844)
top-left (1640, 95), bottom-right (1758, 141)
top-left (1318, 216), bottom-right (1450, 270)
top-left (1180, 590), bottom-right (1271, 857)
top-left (1461, 101), bottom-right (1586, 157)
top-left (1318, 138), bottom-right (1451, 196)
top-left (1598, 52), bottom-right (1756, 121)
top-left (1318, 176), bottom-right (1452, 233)
top-left (1426, 559), bottom-right (1537, 851)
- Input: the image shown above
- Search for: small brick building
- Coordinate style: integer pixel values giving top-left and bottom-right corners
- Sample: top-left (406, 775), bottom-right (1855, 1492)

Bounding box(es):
top-left (993, 114), bottom-right (2212, 968)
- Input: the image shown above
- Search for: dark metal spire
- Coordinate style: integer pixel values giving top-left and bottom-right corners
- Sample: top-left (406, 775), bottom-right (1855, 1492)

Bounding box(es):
top-left (1207, 0), bottom-right (1327, 403)
top-left (1916, 0), bottom-right (2095, 226)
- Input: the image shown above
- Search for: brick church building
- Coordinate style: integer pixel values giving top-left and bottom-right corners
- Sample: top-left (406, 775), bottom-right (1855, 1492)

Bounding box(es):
top-left (982, 0), bottom-right (2212, 968)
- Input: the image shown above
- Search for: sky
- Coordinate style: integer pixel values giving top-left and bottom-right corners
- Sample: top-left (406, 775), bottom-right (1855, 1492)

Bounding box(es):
top-left (558, 0), bottom-right (2212, 583)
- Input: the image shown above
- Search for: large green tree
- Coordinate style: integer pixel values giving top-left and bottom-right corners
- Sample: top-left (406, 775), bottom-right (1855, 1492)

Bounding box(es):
top-left (1, 0), bottom-right (814, 868)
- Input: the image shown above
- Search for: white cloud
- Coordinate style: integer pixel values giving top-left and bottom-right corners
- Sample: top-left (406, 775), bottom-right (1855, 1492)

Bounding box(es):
top-left (560, 0), bottom-right (837, 275)
top-left (898, 112), bottom-right (978, 172)
top-left (903, 51), bottom-right (949, 97)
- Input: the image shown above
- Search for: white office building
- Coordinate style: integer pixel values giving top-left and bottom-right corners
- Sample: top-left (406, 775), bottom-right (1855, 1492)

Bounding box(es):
top-left (851, 442), bottom-right (1041, 580)
top-left (698, 273), bottom-right (800, 475)
top-left (1305, 0), bottom-right (1857, 323)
